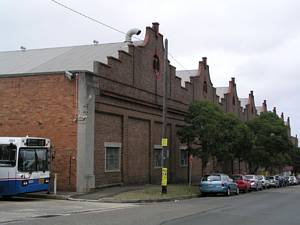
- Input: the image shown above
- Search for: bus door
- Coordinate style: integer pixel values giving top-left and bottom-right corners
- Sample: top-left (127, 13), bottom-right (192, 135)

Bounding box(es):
top-left (0, 144), bottom-right (17, 196)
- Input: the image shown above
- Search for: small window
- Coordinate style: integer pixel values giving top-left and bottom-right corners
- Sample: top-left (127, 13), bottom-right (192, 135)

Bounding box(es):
top-left (203, 81), bottom-right (208, 94)
top-left (105, 143), bottom-right (121, 172)
top-left (153, 55), bottom-right (160, 74)
top-left (180, 149), bottom-right (188, 167)
top-left (0, 144), bottom-right (16, 167)
top-left (232, 96), bottom-right (236, 105)
top-left (154, 145), bottom-right (163, 168)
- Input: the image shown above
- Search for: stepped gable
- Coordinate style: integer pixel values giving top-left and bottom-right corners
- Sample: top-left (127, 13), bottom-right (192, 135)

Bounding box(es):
top-left (256, 100), bottom-right (268, 115)
top-left (216, 78), bottom-right (242, 118)
top-left (175, 57), bottom-right (218, 104)
top-left (243, 91), bottom-right (257, 120)
top-left (92, 22), bottom-right (195, 114)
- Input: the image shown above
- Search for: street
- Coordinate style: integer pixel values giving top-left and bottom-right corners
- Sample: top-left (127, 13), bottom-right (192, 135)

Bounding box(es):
top-left (2, 186), bottom-right (300, 225)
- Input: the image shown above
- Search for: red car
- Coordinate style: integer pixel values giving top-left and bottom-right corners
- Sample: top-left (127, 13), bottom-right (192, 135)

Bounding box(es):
top-left (231, 174), bottom-right (251, 193)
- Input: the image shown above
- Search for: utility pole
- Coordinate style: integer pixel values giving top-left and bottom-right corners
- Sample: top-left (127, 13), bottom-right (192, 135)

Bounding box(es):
top-left (161, 38), bottom-right (168, 194)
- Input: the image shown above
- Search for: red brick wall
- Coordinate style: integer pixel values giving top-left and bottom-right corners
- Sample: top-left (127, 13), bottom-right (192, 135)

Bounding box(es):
top-left (127, 117), bottom-right (150, 183)
top-left (94, 112), bottom-right (123, 185)
top-left (0, 74), bottom-right (77, 191)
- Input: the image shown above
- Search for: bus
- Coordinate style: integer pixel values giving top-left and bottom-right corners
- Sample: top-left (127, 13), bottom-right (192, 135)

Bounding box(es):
top-left (0, 137), bottom-right (51, 197)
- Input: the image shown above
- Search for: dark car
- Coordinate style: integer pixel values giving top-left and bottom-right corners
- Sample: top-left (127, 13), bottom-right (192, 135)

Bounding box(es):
top-left (275, 175), bottom-right (285, 187)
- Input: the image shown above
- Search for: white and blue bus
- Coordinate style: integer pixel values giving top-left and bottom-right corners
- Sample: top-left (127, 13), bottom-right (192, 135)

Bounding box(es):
top-left (0, 137), bottom-right (51, 197)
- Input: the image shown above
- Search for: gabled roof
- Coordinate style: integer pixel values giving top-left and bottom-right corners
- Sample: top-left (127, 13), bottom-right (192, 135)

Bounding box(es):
top-left (239, 98), bottom-right (249, 108)
top-left (0, 42), bottom-right (142, 76)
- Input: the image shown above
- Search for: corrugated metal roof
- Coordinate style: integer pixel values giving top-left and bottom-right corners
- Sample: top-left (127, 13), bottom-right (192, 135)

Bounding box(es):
top-left (240, 98), bottom-right (249, 108)
top-left (0, 42), bottom-right (141, 76)
top-left (216, 87), bottom-right (228, 100)
top-left (176, 70), bottom-right (198, 86)
top-left (256, 106), bottom-right (263, 114)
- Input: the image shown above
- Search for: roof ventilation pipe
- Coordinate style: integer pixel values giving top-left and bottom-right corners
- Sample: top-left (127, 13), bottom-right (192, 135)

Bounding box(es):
top-left (125, 28), bottom-right (141, 43)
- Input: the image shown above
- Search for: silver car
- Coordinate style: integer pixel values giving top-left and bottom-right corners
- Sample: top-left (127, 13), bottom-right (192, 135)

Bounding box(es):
top-left (289, 176), bottom-right (298, 185)
top-left (257, 175), bottom-right (270, 189)
top-left (245, 175), bottom-right (263, 191)
top-left (266, 176), bottom-right (280, 188)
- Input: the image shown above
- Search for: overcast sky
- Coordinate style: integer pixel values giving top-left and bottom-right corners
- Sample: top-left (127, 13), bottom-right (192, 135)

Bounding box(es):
top-left (0, 0), bottom-right (299, 137)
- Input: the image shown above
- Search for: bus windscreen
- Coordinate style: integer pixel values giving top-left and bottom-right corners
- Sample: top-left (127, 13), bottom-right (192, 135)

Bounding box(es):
top-left (0, 144), bottom-right (17, 167)
top-left (18, 148), bottom-right (48, 172)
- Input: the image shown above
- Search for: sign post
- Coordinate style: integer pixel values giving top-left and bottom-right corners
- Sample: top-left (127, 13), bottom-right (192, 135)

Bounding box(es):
top-left (161, 38), bottom-right (168, 194)
top-left (161, 167), bottom-right (168, 193)
top-left (189, 155), bottom-right (193, 187)
top-left (161, 138), bottom-right (168, 193)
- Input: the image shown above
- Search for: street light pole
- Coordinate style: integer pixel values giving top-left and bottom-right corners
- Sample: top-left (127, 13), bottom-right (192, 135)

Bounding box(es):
top-left (161, 38), bottom-right (168, 194)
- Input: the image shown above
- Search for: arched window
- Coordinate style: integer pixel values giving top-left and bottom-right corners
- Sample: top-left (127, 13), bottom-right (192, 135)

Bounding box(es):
top-left (153, 55), bottom-right (160, 74)
top-left (203, 81), bottom-right (208, 94)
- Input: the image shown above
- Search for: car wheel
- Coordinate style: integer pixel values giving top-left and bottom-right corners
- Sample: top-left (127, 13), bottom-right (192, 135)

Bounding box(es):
top-left (201, 192), bottom-right (207, 197)
top-left (226, 188), bottom-right (231, 196)
top-left (236, 187), bottom-right (239, 195)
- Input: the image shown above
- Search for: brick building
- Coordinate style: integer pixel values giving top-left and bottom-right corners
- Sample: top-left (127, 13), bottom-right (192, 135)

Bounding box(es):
top-left (0, 23), bottom-right (297, 192)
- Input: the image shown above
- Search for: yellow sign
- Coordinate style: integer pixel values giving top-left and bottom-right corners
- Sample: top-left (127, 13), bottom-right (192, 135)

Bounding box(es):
top-left (161, 167), bottom-right (168, 186)
top-left (161, 138), bottom-right (168, 147)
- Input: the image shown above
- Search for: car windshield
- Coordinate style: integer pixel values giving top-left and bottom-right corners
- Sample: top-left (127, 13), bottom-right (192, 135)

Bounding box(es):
top-left (232, 175), bottom-right (242, 180)
top-left (245, 175), bottom-right (254, 179)
top-left (202, 175), bottom-right (221, 181)
top-left (0, 144), bottom-right (17, 167)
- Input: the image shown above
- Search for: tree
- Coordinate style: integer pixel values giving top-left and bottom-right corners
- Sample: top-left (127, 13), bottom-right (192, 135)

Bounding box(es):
top-left (177, 101), bottom-right (251, 176)
top-left (246, 112), bottom-right (293, 174)
top-left (177, 101), bottom-right (223, 176)
top-left (290, 146), bottom-right (300, 174)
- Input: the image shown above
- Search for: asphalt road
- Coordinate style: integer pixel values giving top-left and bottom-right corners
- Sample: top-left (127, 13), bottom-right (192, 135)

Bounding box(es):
top-left (2, 186), bottom-right (300, 225)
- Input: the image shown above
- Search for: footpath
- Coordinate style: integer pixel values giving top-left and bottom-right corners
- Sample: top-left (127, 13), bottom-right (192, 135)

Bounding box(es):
top-left (25, 184), bottom-right (200, 203)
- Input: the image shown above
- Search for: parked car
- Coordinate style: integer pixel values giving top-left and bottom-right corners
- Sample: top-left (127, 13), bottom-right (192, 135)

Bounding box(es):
top-left (288, 176), bottom-right (298, 185)
top-left (275, 175), bottom-right (285, 187)
top-left (257, 175), bottom-right (270, 189)
top-left (199, 173), bottom-right (239, 196)
top-left (231, 174), bottom-right (251, 193)
top-left (266, 176), bottom-right (280, 188)
top-left (245, 175), bottom-right (263, 191)
top-left (283, 176), bottom-right (290, 186)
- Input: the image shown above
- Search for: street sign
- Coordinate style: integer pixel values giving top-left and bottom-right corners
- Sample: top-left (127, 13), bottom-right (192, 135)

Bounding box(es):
top-left (189, 155), bottom-right (193, 165)
top-left (161, 138), bottom-right (168, 147)
top-left (161, 167), bottom-right (168, 186)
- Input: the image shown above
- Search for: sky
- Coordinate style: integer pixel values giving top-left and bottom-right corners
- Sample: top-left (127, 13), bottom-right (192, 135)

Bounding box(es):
top-left (0, 0), bottom-right (299, 137)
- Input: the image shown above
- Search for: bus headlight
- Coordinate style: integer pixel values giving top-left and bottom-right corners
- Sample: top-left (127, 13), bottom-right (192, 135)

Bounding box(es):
top-left (22, 180), bottom-right (28, 186)
top-left (44, 178), bottom-right (50, 184)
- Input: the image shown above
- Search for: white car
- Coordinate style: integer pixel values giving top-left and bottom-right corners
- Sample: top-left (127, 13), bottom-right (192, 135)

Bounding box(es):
top-left (257, 175), bottom-right (270, 189)
top-left (245, 175), bottom-right (263, 191)
top-left (289, 176), bottom-right (298, 185)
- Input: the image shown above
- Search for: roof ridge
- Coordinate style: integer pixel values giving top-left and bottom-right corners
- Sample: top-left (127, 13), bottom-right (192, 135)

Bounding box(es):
top-left (0, 41), bottom-right (129, 53)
